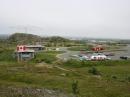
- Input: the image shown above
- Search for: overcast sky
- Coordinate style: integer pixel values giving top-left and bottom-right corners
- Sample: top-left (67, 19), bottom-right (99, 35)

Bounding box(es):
top-left (0, 0), bottom-right (130, 39)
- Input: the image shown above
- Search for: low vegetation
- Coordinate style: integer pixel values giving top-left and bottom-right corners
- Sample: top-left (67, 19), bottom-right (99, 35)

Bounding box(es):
top-left (32, 51), bottom-right (64, 64)
top-left (0, 58), bottom-right (130, 97)
top-left (68, 45), bottom-right (92, 51)
top-left (0, 33), bottom-right (130, 97)
top-left (62, 59), bottom-right (130, 68)
top-left (88, 67), bottom-right (100, 75)
top-left (0, 49), bottom-right (16, 62)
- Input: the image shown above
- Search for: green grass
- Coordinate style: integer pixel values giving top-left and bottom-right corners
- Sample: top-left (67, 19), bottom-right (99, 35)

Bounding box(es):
top-left (62, 59), bottom-right (130, 68)
top-left (32, 51), bottom-right (64, 64)
top-left (0, 49), bottom-right (16, 62)
top-left (0, 61), bottom-right (130, 97)
top-left (0, 48), bottom-right (130, 97)
top-left (0, 48), bottom-right (63, 64)
top-left (68, 45), bottom-right (92, 51)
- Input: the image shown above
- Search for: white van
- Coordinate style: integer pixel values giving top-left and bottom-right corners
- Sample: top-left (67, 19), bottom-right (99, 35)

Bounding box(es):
top-left (90, 53), bottom-right (107, 61)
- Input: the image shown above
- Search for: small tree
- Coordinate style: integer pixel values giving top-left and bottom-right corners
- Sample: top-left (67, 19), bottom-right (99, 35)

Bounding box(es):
top-left (88, 67), bottom-right (100, 75)
top-left (127, 76), bottom-right (130, 82)
top-left (111, 75), bottom-right (117, 79)
top-left (72, 80), bottom-right (79, 95)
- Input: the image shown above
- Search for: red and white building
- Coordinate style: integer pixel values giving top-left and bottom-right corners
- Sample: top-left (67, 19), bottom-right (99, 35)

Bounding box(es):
top-left (15, 45), bottom-right (35, 61)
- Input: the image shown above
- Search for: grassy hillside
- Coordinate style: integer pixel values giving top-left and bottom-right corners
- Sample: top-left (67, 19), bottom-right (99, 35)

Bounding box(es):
top-left (0, 59), bottom-right (130, 97)
top-left (0, 34), bottom-right (130, 97)
top-left (8, 33), bottom-right (42, 44)
top-left (8, 33), bottom-right (71, 45)
top-left (0, 47), bottom-right (130, 97)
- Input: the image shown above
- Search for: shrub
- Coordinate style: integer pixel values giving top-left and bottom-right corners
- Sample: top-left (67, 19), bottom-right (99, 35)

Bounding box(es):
top-left (127, 76), bottom-right (130, 82)
top-left (88, 67), bottom-right (100, 75)
top-left (63, 59), bottom-right (82, 68)
top-left (111, 75), bottom-right (117, 79)
top-left (72, 80), bottom-right (79, 95)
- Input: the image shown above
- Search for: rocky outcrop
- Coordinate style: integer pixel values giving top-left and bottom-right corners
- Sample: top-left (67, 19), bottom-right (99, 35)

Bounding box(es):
top-left (0, 86), bottom-right (75, 97)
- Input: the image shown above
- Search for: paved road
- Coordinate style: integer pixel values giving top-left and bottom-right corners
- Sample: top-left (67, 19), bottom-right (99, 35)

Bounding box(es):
top-left (56, 47), bottom-right (80, 60)
top-left (109, 44), bottom-right (130, 60)
top-left (57, 45), bottom-right (130, 60)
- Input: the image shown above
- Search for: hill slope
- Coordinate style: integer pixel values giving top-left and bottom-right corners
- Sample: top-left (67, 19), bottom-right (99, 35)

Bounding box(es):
top-left (8, 33), bottom-right (70, 44)
top-left (8, 33), bottom-right (42, 44)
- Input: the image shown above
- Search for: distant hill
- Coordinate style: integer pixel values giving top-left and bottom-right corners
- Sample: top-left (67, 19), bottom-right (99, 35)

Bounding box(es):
top-left (0, 34), bottom-right (9, 39)
top-left (42, 36), bottom-right (70, 42)
top-left (8, 33), bottom-right (42, 44)
top-left (8, 33), bottom-right (70, 44)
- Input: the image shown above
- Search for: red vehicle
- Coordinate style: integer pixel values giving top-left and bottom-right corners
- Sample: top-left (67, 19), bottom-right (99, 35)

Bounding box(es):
top-left (92, 46), bottom-right (105, 52)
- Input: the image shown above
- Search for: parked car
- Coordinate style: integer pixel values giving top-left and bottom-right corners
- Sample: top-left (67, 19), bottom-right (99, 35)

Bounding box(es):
top-left (79, 56), bottom-right (90, 61)
top-left (90, 53), bottom-right (107, 61)
top-left (105, 53), bottom-right (115, 56)
top-left (120, 56), bottom-right (128, 60)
